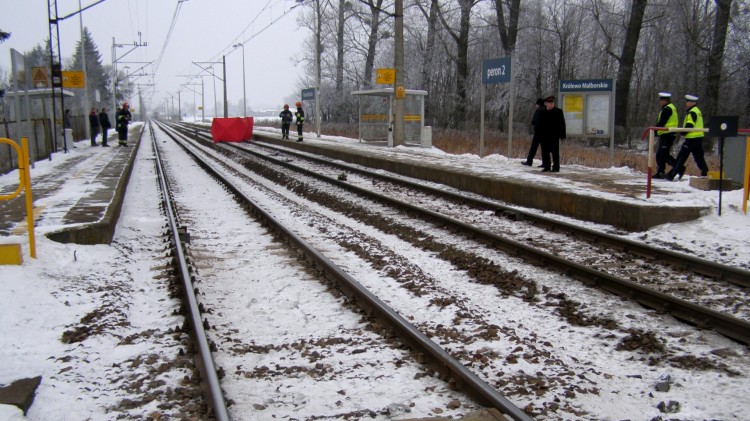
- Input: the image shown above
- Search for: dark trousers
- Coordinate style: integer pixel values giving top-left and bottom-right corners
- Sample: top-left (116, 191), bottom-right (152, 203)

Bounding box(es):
top-left (90, 127), bottom-right (100, 145)
top-left (525, 134), bottom-right (541, 164)
top-left (101, 128), bottom-right (109, 145)
top-left (541, 138), bottom-right (560, 171)
top-left (281, 123), bottom-right (290, 138)
top-left (669, 137), bottom-right (709, 177)
top-left (118, 127), bottom-right (128, 142)
top-left (297, 123), bottom-right (303, 140)
top-left (656, 133), bottom-right (677, 174)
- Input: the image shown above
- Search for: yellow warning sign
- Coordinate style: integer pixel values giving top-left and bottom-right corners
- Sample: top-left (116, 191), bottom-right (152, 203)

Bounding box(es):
top-left (395, 86), bottom-right (406, 99)
top-left (32, 67), bottom-right (48, 88)
top-left (376, 68), bottom-right (395, 85)
top-left (62, 71), bottom-right (85, 88)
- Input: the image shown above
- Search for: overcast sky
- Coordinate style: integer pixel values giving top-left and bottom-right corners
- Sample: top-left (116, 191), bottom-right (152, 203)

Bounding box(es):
top-left (0, 0), bottom-right (308, 112)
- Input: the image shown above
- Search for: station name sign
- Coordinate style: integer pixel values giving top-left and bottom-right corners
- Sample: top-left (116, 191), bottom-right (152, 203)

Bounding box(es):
top-left (560, 79), bottom-right (612, 92)
top-left (482, 57), bottom-right (511, 85)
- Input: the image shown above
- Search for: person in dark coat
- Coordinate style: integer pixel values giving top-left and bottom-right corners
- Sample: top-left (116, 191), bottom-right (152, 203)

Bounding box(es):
top-left (88, 108), bottom-right (100, 146)
top-left (522, 98), bottom-right (545, 166)
top-left (63, 109), bottom-right (72, 130)
top-left (98, 108), bottom-right (112, 147)
top-left (537, 96), bottom-right (566, 172)
top-left (116, 102), bottom-right (132, 147)
top-left (279, 104), bottom-right (293, 139)
top-left (653, 92), bottom-right (680, 178)
top-left (294, 101), bottom-right (305, 142)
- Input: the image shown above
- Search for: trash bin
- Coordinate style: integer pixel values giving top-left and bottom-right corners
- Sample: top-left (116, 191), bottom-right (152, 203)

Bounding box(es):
top-left (61, 128), bottom-right (73, 149)
top-left (421, 126), bottom-right (432, 148)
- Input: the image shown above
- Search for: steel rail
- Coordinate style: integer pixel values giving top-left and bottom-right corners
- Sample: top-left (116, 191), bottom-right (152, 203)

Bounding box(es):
top-left (153, 120), bottom-right (533, 421)
top-left (148, 123), bottom-right (231, 421)
top-left (243, 137), bottom-right (750, 289)
top-left (227, 141), bottom-right (750, 345)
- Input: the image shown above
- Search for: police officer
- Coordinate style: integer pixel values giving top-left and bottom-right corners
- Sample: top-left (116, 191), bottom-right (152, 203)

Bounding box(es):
top-left (653, 92), bottom-right (680, 178)
top-left (279, 104), bottom-right (293, 139)
top-left (667, 95), bottom-right (709, 180)
top-left (294, 101), bottom-right (305, 142)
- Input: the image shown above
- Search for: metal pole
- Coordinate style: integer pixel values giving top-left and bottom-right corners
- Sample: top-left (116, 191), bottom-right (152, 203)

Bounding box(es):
top-left (234, 43), bottom-right (246, 117)
top-left (79, 0), bottom-right (90, 141)
top-left (393, 0), bottom-right (405, 146)
top-left (201, 77), bottom-right (205, 122)
top-left (112, 38), bottom-right (117, 115)
top-left (480, 84), bottom-right (485, 156)
top-left (222, 55), bottom-right (228, 118)
top-left (508, 55), bottom-right (514, 157)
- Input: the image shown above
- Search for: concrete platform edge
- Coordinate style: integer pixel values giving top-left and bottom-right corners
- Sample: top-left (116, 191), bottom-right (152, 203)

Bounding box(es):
top-left (253, 134), bottom-right (707, 231)
top-left (45, 127), bottom-right (144, 245)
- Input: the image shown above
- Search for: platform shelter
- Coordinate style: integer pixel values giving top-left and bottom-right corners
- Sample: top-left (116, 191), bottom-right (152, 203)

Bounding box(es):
top-left (351, 88), bottom-right (429, 147)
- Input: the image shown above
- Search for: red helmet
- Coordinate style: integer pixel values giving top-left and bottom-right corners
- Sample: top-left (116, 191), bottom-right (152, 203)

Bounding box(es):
top-left (295, 101), bottom-right (302, 107)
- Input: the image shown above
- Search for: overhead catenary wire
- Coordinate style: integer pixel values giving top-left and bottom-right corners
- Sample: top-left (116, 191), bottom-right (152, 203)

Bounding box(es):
top-left (171, 0), bottom-right (307, 102)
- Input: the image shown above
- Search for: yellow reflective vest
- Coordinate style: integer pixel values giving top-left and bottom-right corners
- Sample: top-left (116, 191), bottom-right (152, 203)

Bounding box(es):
top-left (656, 103), bottom-right (678, 135)
top-left (683, 105), bottom-right (704, 139)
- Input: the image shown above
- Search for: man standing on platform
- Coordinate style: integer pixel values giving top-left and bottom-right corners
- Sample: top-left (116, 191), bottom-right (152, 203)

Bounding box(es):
top-left (294, 101), bottom-right (305, 142)
top-left (522, 98), bottom-right (545, 167)
top-left (89, 108), bottom-right (100, 146)
top-left (99, 107), bottom-right (111, 147)
top-left (537, 96), bottom-right (566, 173)
top-left (653, 92), bottom-right (680, 178)
top-left (279, 104), bottom-right (293, 139)
top-left (116, 102), bottom-right (132, 147)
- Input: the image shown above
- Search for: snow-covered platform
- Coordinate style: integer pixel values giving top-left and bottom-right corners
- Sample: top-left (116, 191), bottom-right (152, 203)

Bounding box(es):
top-left (253, 128), bottom-right (711, 232)
top-left (0, 124), bottom-right (143, 245)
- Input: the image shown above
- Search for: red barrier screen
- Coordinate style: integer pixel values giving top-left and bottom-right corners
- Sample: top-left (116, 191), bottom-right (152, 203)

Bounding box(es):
top-left (211, 117), bottom-right (254, 142)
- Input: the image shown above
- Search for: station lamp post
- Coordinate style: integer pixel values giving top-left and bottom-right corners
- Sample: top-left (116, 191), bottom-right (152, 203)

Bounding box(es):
top-left (232, 43), bottom-right (247, 117)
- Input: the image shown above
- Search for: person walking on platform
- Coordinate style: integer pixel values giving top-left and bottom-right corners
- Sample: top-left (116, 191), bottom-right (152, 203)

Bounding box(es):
top-left (522, 98), bottom-right (545, 167)
top-left (653, 92), bottom-right (680, 178)
top-left (279, 104), bottom-right (293, 140)
top-left (116, 102), bottom-right (132, 147)
top-left (89, 108), bottom-right (100, 146)
top-left (99, 107), bottom-right (111, 147)
top-left (294, 101), bottom-right (305, 142)
top-left (666, 95), bottom-right (709, 181)
top-left (537, 96), bottom-right (566, 172)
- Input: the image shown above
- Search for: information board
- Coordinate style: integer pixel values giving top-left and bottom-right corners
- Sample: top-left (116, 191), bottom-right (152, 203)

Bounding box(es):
top-left (559, 79), bottom-right (613, 138)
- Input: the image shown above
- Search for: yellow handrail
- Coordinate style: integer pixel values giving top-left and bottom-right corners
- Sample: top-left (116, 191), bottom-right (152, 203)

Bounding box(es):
top-left (0, 137), bottom-right (36, 258)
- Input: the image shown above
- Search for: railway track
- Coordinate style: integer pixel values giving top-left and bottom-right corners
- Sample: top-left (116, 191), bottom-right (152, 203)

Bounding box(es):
top-left (151, 120), bottom-right (750, 419)
top-left (167, 121), bottom-right (750, 344)
top-left (150, 121), bottom-right (532, 420)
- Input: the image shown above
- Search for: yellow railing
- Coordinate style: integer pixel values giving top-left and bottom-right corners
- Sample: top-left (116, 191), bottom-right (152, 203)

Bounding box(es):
top-left (0, 137), bottom-right (36, 258)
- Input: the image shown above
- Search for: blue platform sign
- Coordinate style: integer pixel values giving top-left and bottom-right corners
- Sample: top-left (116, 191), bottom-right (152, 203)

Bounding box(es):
top-left (482, 57), bottom-right (511, 85)
top-left (301, 88), bottom-right (316, 100)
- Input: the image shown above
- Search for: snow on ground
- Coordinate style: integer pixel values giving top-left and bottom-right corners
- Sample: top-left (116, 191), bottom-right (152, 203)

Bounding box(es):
top-left (1, 125), bottom-right (748, 419)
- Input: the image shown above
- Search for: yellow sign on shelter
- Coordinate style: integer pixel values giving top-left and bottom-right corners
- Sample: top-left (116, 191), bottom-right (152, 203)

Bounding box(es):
top-left (62, 71), bottom-right (85, 88)
top-left (376, 68), bottom-right (395, 85)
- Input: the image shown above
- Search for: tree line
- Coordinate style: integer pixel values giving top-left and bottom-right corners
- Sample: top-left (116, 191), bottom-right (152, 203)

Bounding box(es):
top-left (294, 0), bottom-right (749, 142)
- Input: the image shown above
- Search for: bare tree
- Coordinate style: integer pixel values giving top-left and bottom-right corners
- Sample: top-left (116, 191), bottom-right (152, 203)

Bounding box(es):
top-left (704, 0), bottom-right (732, 117)
top-left (493, 0), bottom-right (520, 55)
top-left (591, 0), bottom-right (647, 142)
top-left (436, 0), bottom-right (480, 128)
